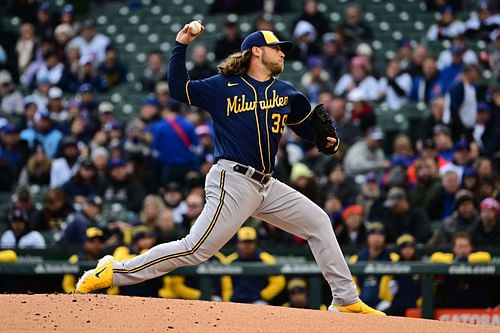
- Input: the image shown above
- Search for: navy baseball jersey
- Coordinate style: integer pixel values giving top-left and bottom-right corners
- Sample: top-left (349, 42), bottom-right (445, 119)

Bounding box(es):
top-left (168, 42), bottom-right (315, 173)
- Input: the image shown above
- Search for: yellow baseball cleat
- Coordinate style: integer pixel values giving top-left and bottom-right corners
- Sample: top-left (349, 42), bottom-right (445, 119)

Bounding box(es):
top-left (75, 255), bottom-right (116, 293)
top-left (329, 300), bottom-right (387, 316)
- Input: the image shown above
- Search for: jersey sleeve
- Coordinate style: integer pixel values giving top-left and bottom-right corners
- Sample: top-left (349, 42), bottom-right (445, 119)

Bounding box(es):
top-left (285, 91), bottom-right (315, 142)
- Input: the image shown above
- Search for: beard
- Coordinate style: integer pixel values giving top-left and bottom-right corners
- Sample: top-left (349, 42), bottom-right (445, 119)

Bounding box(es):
top-left (261, 50), bottom-right (284, 76)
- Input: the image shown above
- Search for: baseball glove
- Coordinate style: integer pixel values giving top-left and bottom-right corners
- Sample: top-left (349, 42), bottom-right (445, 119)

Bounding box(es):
top-left (310, 103), bottom-right (340, 155)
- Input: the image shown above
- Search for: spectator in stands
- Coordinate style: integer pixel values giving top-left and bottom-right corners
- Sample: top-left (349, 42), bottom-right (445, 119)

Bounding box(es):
top-left (290, 162), bottom-right (318, 203)
top-left (472, 197), bottom-right (500, 246)
top-left (61, 194), bottom-right (103, 248)
top-left (223, 227), bottom-right (286, 304)
top-left (336, 204), bottom-right (367, 246)
top-left (437, 35), bottom-right (478, 70)
top-left (350, 222), bottom-right (393, 310)
top-left (214, 20), bottom-right (243, 60)
top-left (356, 172), bottom-right (381, 220)
top-left (473, 103), bottom-right (500, 156)
top-left (188, 44), bottom-right (217, 80)
top-left (344, 126), bottom-right (386, 178)
top-left (20, 109), bottom-right (63, 159)
top-left (47, 87), bottom-right (69, 128)
top-left (97, 45), bottom-right (128, 88)
top-left (0, 208), bottom-right (45, 249)
top-left (379, 59), bottom-right (412, 111)
top-left (386, 234), bottom-right (421, 316)
top-left (50, 136), bottom-right (81, 188)
top-left (320, 33), bottom-right (348, 84)
top-left (17, 142), bottom-right (51, 187)
top-left (390, 134), bottom-right (416, 170)
top-left (419, 97), bottom-right (445, 145)
top-left (33, 187), bottom-right (72, 233)
top-left (195, 124), bottom-right (215, 176)
top-left (159, 182), bottom-right (185, 225)
top-left (426, 5), bottom-right (465, 41)
top-left (34, 2), bottom-right (57, 40)
top-left (76, 83), bottom-right (99, 128)
top-left (335, 56), bottom-right (379, 101)
top-left (320, 163), bottom-right (357, 207)
top-left (138, 195), bottom-right (165, 231)
top-left (60, 4), bottom-right (80, 35)
top-left (0, 124), bottom-right (29, 179)
top-left (299, 56), bottom-right (333, 104)
top-left (410, 57), bottom-right (442, 104)
top-left (62, 159), bottom-right (103, 203)
top-left (288, 20), bottom-right (321, 62)
top-left (322, 192), bottom-right (343, 227)
top-left (15, 23), bottom-right (37, 75)
top-left (35, 51), bottom-right (65, 88)
top-left (432, 124), bottom-right (454, 161)
top-left (75, 55), bottom-right (107, 92)
top-left (327, 95), bottom-right (360, 148)
top-left (408, 44), bottom-right (428, 77)
top-left (62, 227), bottom-right (104, 293)
top-left (427, 170), bottom-right (460, 221)
top-left (141, 51), bottom-right (168, 93)
top-left (430, 189), bottom-right (480, 245)
top-left (101, 158), bottom-right (145, 213)
top-left (154, 209), bottom-right (184, 244)
top-left (382, 187), bottom-right (431, 244)
top-left (69, 19), bottom-right (110, 63)
top-left (439, 44), bottom-right (466, 93)
top-left (291, 0), bottom-right (329, 39)
top-left (337, 4), bottom-right (374, 56)
top-left (431, 232), bottom-right (491, 308)
top-left (283, 278), bottom-right (310, 308)
top-left (0, 70), bottom-right (24, 116)
top-left (409, 157), bottom-right (440, 212)
top-left (465, 1), bottom-right (500, 41)
top-left (138, 96), bottom-right (162, 126)
top-left (439, 139), bottom-right (473, 181)
top-left (489, 30), bottom-right (500, 83)
top-left (154, 81), bottom-right (170, 110)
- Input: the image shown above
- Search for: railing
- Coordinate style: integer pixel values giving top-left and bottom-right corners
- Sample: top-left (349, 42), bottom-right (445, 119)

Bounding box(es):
top-left (1, 261), bottom-right (499, 319)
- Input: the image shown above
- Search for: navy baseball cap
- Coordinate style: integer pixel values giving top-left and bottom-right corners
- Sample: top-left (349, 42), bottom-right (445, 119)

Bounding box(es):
top-left (79, 83), bottom-right (95, 94)
top-left (240, 30), bottom-right (293, 53)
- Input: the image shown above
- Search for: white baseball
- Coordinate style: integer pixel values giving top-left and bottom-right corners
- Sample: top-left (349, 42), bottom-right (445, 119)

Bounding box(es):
top-left (189, 21), bottom-right (202, 35)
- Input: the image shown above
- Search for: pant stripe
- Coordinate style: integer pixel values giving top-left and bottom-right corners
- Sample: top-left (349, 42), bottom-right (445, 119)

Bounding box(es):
top-left (113, 170), bottom-right (226, 274)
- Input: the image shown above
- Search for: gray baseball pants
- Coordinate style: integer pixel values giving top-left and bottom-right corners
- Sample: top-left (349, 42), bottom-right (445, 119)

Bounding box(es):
top-left (112, 159), bottom-right (359, 306)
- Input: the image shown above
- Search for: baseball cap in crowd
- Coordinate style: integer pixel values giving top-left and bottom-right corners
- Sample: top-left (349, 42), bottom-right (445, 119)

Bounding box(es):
top-left (422, 138), bottom-right (436, 149)
top-left (85, 195), bottom-right (103, 209)
top-left (477, 102), bottom-right (490, 113)
top-left (440, 5), bottom-right (455, 14)
top-left (86, 227), bottom-right (104, 240)
top-left (454, 139), bottom-right (470, 151)
top-left (307, 56), bottom-right (323, 69)
top-left (366, 222), bottom-right (385, 235)
top-left (290, 162), bottom-right (313, 183)
top-left (383, 187), bottom-right (406, 208)
top-left (366, 126), bottom-right (384, 141)
top-left (450, 44), bottom-right (465, 54)
top-left (341, 205), bottom-right (363, 221)
top-left (293, 20), bottom-right (317, 40)
top-left (0, 70), bottom-right (13, 85)
top-left (54, 23), bottom-right (74, 38)
top-left (108, 157), bottom-right (127, 169)
top-left (356, 43), bottom-right (373, 57)
top-left (433, 124), bottom-right (451, 136)
top-left (163, 181), bottom-right (182, 193)
top-left (322, 32), bottom-right (338, 44)
top-left (48, 86), bottom-right (63, 99)
top-left (61, 136), bottom-right (78, 149)
top-left (396, 234), bottom-right (415, 248)
top-left (2, 123), bottom-right (19, 135)
top-left (38, 2), bottom-right (51, 12)
top-left (8, 208), bottom-right (28, 223)
top-left (240, 30), bottom-right (293, 53)
top-left (104, 120), bottom-right (122, 131)
top-left (62, 4), bottom-right (75, 15)
top-left (98, 101), bottom-right (114, 114)
top-left (34, 109), bottom-right (51, 122)
top-left (287, 278), bottom-right (307, 293)
top-left (142, 96), bottom-right (161, 108)
top-left (82, 19), bottom-right (96, 29)
top-left (155, 81), bottom-right (169, 95)
top-left (365, 171), bottom-right (378, 183)
top-left (131, 226), bottom-right (155, 244)
top-left (80, 158), bottom-right (95, 169)
top-left (462, 167), bottom-right (478, 178)
top-left (16, 185), bottom-right (32, 202)
top-left (398, 39), bottom-right (411, 49)
top-left (195, 124), bottom-right (213, 137)
top-left (79, 83), bottom-right (96, 94)
top-left (237, 226), bottom-right (257, 242)
top-left (453, 189), bottom-right (474, 209)
top-left (480, 197), bottom-right (499, 213)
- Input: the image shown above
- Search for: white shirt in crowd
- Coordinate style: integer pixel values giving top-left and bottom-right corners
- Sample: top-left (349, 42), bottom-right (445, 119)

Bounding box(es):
top-left (426, 21), bottom-right (466, 41)
top-left (443, 81), bottom-right (477, 129)
top-left (68, 33), bottom-right (110, 63)
top-left (36, 63), bottom-right (65, 85)
top-left (334, 74), bottom-right (379, 101)
top-left (50, 157), bottom-right (81, 188)
top-left (378, 73), bottom-right (412, 110)
top-left (437, 49), bottom-right (478, 70)
top-left (1, 230), bottom-right (46, 249)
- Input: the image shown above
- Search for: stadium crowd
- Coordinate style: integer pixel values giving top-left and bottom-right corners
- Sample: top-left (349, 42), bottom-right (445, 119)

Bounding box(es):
top-left (0, 0), bottom-right (499, 315)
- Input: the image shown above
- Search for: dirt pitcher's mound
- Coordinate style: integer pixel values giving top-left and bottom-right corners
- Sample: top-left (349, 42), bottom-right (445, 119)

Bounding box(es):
top-left (0, 294), bottom-right (498, 333)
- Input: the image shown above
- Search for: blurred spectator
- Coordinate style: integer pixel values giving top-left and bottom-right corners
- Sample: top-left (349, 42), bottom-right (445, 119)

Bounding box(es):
top-left (62, 227), bottom-right (104, 293)
top-left (489, 30), bottom-right (500, 83)
top-left (101, 158), bottom-right (145, 213)
top-left (432, 124), bottom-right (454, 161)
top-left (476, 157), bottom-right (496, 183)
top-left (327, 95), bottom-right (360, 148)
top-left (471, 197), bottom-right (500, 246)
top-left (138, 96), bottom-right (162, 126)
top-left (188, 44), bottom-right (217, 80)
top-left (386, 234), bottom-right (421, 316)
top-left (179, 193), bottom-right (205, 234)
top-left (223, 227), bottom-right (286, 304)
top-left (439, 139), bottom-right (473, 181)
top-left (60, 4), bottom-right (80, 35)
top-left (0, 208), bottom-right (45, 249)
top-left (0, 124), bottom-right (30, 179)
top-left (409, 157), bottom-right (440, 212)
top-left (439, 44), bottom-right (467, 92)
top-left (428, 170), bottom-right (460, 220)
top-left (344, 126), bottom-right (386, 177)
top-left (287, 20), bottom-right (321, 62)
top-left (62, 159), bottom-right (103, 203)
top-left (322, 192), bottom-right (343, 227)
top-left (61, 194), bottom-right (103, 248)
top-left (15, 23), bottom-right (37, 75)
top-left (462, 166), bottom-right (480, 197)
top-left (34, 2), bottom-right (57, 40)
top-left (139, 195), bottom-right (165, 231)
top-left (68, 19), bottom-right (110, 63)
top-left (378, 58), bottom-right (412, 110)
top-left (337, 4), bottom-right (374, 56)
top-left (50, 136), bottom-right (81, 188)
top-left (336, 204), bottom-right (367, 245)
top-left (321, 33), bottom-right (348, 84)
top-left (74, 55), bottom-right (107, 92)
top-left (47, 87), bottom-right (69, 127)
top-left (283, 278), bottom-right (310, 308)
top-left (154, 81), bottom-right (170, 110)
top-left (22, 38), bottom-right (55, 89)
top-left (473, 103), bottom-right (500, 156)
top-left (195, 124), bottom-right (215, 176)
top-left (20, 109), bottom-right (64, 158)
top-left (395, 39), bottom-right (413, 73)
top-left (25, 76), bottom-right (50, 108)
top-left (290, 162), bottom-right (318, 203)
top-left (436, 36), bottom-right (478, 70)
top-left (430, 189), bottom-right (480, 245)
top-left (419, 97), bottom-right (445, 143)
top-left (408, 44), bottom-right (429, 77)
top-left (17, 143), bottom-right (51, 187)
top-left (0, 70), bottom-right (24, 116)
top-left (214, 20), bottom-right (243, 60)
top-left (431, 232), bottom-right (491, 308)
top-left (381, 187), bottom-right (431, 244)
top-left (350, 222), bottom-right (393, 310)
top-left (154, 209), bottom-right (184, 244)
top-left (410, 57), bottom-right (442, 104)
top-left (426, 6), bottom-right (465, 41)
top-left (348, 89), bottom-right (377, 135)
top-left (141, 51), bottom-right (168, 93)
top-left (335, 56), bottom-right (379, 101)
top-left (291, 0), bottom-right (330, 39)
top-left (90, 146), bottom-right (109, 182)
top-left (76, 83), bottom-right (99, 128)
top-left (320, 163), bottom-right (357, 206)
top-left (33, 187), bottom-right (73, 233)
top-left (97, 45), bottom-right (128, 88)
top-left (35, 51), bottom-right (65, 87)
top-left (356, 172), bottom-right (382, 221)
top-left (159, 182), bottom-right (185, 225)
top-left (465, 1), bottom-right (500, 41)
top-left (390, 134), bottom-right (416, 170)
top-left (300, 57), bottom-right (333, 104)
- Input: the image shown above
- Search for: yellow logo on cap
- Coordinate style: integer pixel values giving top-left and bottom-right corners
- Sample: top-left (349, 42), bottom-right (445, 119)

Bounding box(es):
top-left (261, 30), bottom-right (280, 44)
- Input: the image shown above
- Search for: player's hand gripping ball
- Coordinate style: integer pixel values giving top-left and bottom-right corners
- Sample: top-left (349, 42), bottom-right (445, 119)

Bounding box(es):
top-left (189, 20), bottom-right (202, 35)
